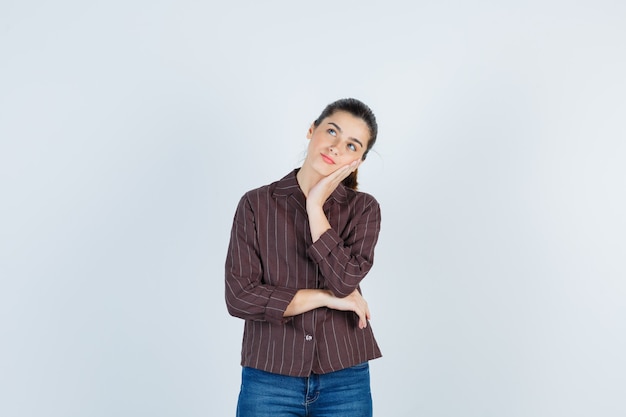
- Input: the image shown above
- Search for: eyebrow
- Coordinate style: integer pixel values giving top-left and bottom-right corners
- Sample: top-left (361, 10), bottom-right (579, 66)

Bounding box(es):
top-left (328, 122), bottom-right (364, 148)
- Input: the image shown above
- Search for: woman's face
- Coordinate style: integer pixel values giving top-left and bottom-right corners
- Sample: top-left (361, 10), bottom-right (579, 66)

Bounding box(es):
top-left (305, 110), bottom-right (371, 176)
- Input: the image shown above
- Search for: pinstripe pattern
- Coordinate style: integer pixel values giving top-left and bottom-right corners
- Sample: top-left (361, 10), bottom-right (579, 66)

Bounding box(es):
top-left (225, 170), bottom-right (382, 377)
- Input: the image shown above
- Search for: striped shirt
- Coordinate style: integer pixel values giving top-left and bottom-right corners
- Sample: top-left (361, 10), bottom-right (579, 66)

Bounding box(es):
top-left (225, 169), bottom-right (382, 377)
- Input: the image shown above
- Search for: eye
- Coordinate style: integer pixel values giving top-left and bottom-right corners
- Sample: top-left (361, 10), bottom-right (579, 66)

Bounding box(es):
top-left (347, 143), bottom-right (357, 151)
top-left (327, 128), bottom-right (337, 136)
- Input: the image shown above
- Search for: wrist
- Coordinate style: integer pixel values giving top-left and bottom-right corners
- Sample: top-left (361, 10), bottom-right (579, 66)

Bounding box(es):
top-left (306, 200), bottom-right (324, 212)
top-left (318, 289), bottom-right (333, 308)
top-left (307, 206), bottom-right (331, 242)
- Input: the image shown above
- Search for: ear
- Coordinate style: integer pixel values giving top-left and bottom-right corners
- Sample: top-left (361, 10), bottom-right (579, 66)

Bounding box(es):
top-left (306, 123), bottom-right (315, 140)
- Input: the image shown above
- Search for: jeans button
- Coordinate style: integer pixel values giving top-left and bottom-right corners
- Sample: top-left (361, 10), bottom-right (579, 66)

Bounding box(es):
top-left (305, 334), bottom-right (313, 341)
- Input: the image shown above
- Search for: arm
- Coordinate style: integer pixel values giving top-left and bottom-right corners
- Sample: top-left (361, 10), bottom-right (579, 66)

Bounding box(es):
top-left (304, 161), bottom-right (381, 297)
top-left (224, 195), bottom-right (298, 324)
top-left (284, 288), bottom-right (371, 329)
top-left (225, 188), bottom-right (376, 327)
top-left (307, 195), bottom-right (381, 297)
top-left (306, 161), bottom-right (359, 242)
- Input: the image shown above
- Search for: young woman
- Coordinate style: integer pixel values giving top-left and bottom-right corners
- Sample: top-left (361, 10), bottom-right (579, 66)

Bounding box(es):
top-left (225, 98), bottom-right (382, 417)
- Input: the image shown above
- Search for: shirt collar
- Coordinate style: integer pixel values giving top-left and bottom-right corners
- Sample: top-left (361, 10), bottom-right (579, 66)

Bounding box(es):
top-left (273, 169), bottom-right (349, 204)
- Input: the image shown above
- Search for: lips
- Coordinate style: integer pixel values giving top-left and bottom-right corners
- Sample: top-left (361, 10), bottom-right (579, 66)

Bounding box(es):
top-left (321, 153), bottom-right (335, 164)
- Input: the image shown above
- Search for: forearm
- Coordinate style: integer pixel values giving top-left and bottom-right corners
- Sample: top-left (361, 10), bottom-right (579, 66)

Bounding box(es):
top-left (283, 288), bottom-right (371, 330)
top-left (308, 197), bottom-right (380, 296)
top-left (225, 274), bottom-right (299, 323)
top-left (283, 289), bottom-right (331, 317)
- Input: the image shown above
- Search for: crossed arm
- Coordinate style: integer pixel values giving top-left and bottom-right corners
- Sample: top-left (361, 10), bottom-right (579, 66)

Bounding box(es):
top-left (225, 162), bottom-right (379, 329)
top-left (285, 160), bottom-right (371, 328)
top-left (283, 288), bottom-right (371, 329)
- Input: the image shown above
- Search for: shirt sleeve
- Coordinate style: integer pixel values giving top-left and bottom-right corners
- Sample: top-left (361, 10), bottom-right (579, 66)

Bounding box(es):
top-left (225, 194), bottom-right (298, 325)
top-left (307, 194), bottom-right (381, 297)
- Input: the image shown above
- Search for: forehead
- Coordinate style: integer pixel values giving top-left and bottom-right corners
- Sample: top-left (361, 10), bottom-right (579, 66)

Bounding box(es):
top-left (321, 111), bottom-right (371, 143)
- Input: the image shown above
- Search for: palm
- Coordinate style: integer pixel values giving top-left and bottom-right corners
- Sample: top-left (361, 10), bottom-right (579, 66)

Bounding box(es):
top-left (307, 161), bottom-right (359, 208)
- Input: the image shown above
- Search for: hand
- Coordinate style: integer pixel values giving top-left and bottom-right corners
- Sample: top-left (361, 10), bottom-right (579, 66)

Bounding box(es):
top-left (306, 159), bottom-right (361, 209)
top-left (325, 289), bottom-right (371, 329)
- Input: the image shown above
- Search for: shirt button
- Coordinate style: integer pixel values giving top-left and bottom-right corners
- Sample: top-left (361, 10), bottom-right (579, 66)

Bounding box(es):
top-left (305, 335), bottom-right (313, 341)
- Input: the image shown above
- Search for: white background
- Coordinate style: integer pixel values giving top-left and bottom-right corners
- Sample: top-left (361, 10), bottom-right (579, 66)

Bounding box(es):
top-left (1, 1), bottom-right (625, 416)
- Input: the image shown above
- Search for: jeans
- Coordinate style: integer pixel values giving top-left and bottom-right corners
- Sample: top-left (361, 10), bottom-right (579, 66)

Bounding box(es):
top-left (236, 362), bottom-right (373, 417)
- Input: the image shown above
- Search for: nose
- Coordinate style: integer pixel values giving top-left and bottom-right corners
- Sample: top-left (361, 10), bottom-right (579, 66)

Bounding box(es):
top-left (329, 145), bottom-right (338, 156)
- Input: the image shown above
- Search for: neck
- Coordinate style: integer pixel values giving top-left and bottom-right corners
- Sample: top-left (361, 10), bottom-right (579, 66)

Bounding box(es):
top-left (295, 164), bottom-right (322, 198)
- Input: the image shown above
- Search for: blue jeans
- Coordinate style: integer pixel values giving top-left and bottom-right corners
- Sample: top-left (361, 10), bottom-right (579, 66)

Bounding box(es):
top-left (236, 363), bottom-right (373, 417)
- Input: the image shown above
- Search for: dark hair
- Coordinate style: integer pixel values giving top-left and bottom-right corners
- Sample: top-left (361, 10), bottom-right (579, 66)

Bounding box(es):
top-left (313, 98), bottom-right (378, 190)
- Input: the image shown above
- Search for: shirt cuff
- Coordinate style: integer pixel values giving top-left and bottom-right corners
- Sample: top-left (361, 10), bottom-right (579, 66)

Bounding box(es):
top-left (264, 286), bottom-right (299, 325)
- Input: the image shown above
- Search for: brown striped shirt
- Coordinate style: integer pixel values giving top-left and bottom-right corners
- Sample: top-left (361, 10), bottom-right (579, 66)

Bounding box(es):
top-left (225, 169), bottom-right (382, 377)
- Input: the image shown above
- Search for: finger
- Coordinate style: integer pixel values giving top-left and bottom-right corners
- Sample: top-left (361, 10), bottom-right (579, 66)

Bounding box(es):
top-left (334, 159), bottom-right (360, 177)
top-left (357, 309), bottom-right (367, 329)
top-left (337, 162), bottom-right (357, 178)
top-left (359, 314), bottom-right (367, 329)
top-left (323, 164), bottom-right (352, 185)
top-left (324, 168), bottom-right (354, 190)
